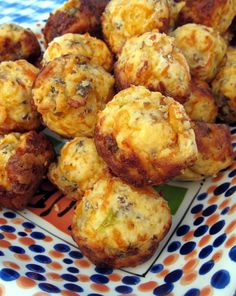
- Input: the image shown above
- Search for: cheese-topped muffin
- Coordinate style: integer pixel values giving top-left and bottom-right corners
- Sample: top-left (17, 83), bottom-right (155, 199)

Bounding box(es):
top-left (102, 0), bottom-right (170, 54)
top-left (212, 47), bottom-right (236, 123)
top-left (95, 86), bottom-right (197, 187)
top-left (33, 54), bottom-right (114, 138)
top-left (171, 24), bottom-right (227, 81)
top-left (176, 122), bottom-right (233, 180)
top-left (115, 31), bottom-right (190, 103)
top-left (42, 33), bottom-right (113, 72)
top-left (43, 0), bottom-right (110, 45)
top-left (184, 78), bottom-right (218, 123)
top-left (0, 23), bottom-right (41, 62)
top-left (48, 137), bottom-right (109, 200)
top-left (0, 60), bottom-right (41, 134)
top-left (178, 0), bottom-right (235, 34)
top-left (72, 175), bottom-right (171, 268)
top-left (0, 131), bottom-right (55, 210)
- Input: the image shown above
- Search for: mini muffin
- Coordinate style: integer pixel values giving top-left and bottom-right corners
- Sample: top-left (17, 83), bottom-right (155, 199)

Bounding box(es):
top-left (42, 33), bottom-right (113, 72)
top-left (102, 0), bottom-right (170, 54)
top-left (184, 78), bottom-right (218, 123)
top-left (171, 24), bottom-right (227, 81)
top-left (178, 0), bottom-right (235, 34)
top-left (48, 137), bottom-right (109, 200)
top-left (0, 23), bottom-right (41, 63)
top-left (43, 0), bottom-right (110, 45)
top-left (0, 131), bottom-right (55, 210)
top-left (115, 31), bottom-right (190, 103)
top-left (94, 86), bottom-right (198, 187)
top-left (212, 47), bottom-right (236, 123)
top-left (33, 54), bottom-right (114, 138)
top-left (72, 175), bottom-right (171, 268)
top-left (176, 122), bottom-right (233, 181)
top-left (0, 60), bottom-right (41, 134)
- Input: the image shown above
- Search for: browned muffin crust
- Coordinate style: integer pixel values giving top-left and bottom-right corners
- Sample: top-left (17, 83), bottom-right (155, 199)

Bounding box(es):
top-left (176, 121), bottom-right (234, 180)
top-left (43, 0), bottom-right (110, 45)
top-left (0, 131), bottom-right (55, 210)
top-left (0, 23), bottom-right (41, 62)
top-left (177, 0), bottom-right (235, 33)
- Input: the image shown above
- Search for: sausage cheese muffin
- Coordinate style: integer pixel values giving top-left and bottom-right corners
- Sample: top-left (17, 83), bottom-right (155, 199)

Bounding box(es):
top-left (171, 24), bottom-right (227, 81)
top-left (42, 33), bottom-right (113, 71)
top-left (102, 0), bottom-right (170, 54)
top-left (0, 131), bottom-right (55, 210)
top-left (115, 31), bottom-right (190, 103)
top-left (48, 137), bottom-right (109, 200)
top-left (212, 47), bottom-right (236, 123)
top-left (0, 60), bottom-right (41, 134)
top-left (184, 78), bottom-right (218, 123)
top-left (0, 23), bottom-right (41, 63)
top-left (94, 86), bottom-right (198, 187)
top-left (33, 54), bottom-right (115, 138)
top-left (72, 175), bottom-right (171, 268)
top-left (43, 0), bottom-right (110, 45)
top-left (176, 122), bottom-right (233, 181)
top-left (178, 0), bottom-right (235, 34)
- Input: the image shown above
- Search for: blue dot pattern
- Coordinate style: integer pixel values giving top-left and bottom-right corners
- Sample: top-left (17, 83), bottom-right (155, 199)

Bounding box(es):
top-left (153, 283), bottom-right (174, 296)
top-left (90, 274), bottom-right (109, 284)
top-left (199, 260), bottom-right (215, 275)
top-left (180, 242), bottom-right (196, 255)
top-left (0, 268), bottom-right (20, 281)
top-left (64, 283), bottom-right (84, 292)
top-left (26, 264), bottom-right (46, 273)
top-left (122, 276), bottom-right (141, 285)
top-left (211, 270), bottom-right (230, 289)
top-left (29, 244), bottom-right (45, 253)
top-left (26, 272), bottom-right (46, 281)
top-left (39, 283), bottom-right (61, 293)
top-left (229, 246), bottom-right (236, 262)
top-left (184, 288), bottom-right (200, 296)
top-left (164, 269), bottom-right (183, 283)
top-left (213, 234), bottom-right (227, 247)
top-left (0, 225), bottom-right (16, 232)
top-left (199, 245), bottom-right (213, 259)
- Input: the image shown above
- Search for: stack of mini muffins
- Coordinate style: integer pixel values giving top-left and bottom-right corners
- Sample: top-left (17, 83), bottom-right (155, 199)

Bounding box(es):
top-left (0, 0), bottom-right (235, 268)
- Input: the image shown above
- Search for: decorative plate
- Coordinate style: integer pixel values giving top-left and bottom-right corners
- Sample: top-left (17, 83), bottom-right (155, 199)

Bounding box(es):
top-left (0, 1), bottom-right (236, 295)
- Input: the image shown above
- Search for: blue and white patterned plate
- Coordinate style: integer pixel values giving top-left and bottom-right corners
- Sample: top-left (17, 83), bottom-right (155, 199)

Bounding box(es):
top-left (0, 1), bottom-right (236, 295)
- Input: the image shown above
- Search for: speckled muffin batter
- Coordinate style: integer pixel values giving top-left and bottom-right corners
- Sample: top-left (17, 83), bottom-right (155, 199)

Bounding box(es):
top-left (33, 54), bottom-right (115, 138)
top-left (184, 78), bottom-right (218, 123)
top-left (115, 31), bottom-right (190, 103)
top-left (102, 0), bottom-right (170, 54)
top-left (95, 86), bottom-right (198, 187)
top-left (171, 23), bottom-right (227, 81)
top-left (42, 33), bottom-right (113, 72)
top-left (0, 131), bottom-right (55, 210)
top-left (48, 137), bottom-right (109, 200)
top-left (72, 175), bottom-right (171, 268)
top-left (0, 60), bottom-right (41, 134)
